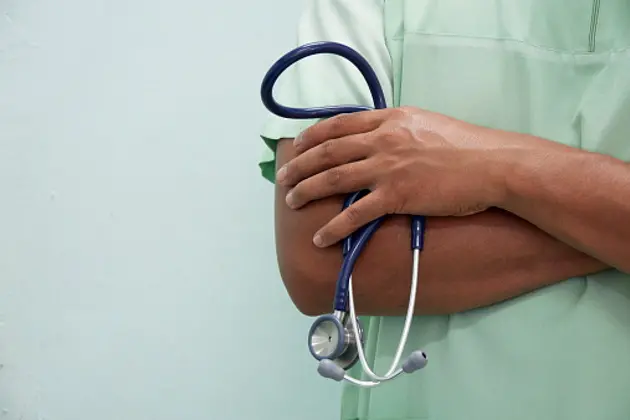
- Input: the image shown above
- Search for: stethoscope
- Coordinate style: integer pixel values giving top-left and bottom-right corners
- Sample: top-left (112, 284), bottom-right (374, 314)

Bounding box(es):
top-left (260, 41), bottom-right (427, 388)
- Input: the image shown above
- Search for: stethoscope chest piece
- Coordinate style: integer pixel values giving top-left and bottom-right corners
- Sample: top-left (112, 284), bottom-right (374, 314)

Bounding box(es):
top-left (308, 313), bottom-right (364, 371)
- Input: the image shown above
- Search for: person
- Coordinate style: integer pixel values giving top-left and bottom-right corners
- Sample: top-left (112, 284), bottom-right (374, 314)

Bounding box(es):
top-left (258, 1), bottom-right (630, 419)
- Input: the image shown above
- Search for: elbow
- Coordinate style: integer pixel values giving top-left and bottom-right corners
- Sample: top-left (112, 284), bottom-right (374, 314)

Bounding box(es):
top-left (278, 267), bottom-right (331, 317)
top-left (276, 248), bottom-right (335, 317)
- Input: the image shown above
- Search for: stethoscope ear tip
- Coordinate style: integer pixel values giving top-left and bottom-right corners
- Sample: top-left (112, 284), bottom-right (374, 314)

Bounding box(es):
top-left (402, 350), bottom-right (428, 373)
top-left (317, 359), bottom-right (346, 382)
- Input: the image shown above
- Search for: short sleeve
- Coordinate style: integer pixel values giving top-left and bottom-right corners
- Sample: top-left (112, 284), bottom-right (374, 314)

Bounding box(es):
top-left (258, 0), bottom-right (393, 183)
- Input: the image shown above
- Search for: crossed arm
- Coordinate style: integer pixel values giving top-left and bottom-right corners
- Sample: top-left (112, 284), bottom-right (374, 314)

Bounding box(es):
top-left (274, 139), bottom-right (609, 316)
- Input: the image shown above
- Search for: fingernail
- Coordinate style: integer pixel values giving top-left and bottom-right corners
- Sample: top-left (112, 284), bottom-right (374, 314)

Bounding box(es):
top-left (313, 233), bottom-right (324, 247)
top-left (276, 166), bottom-right (287, 183)
top-left (293, 133), bottom-right (303, 146)
top-left (285, 190), bottom-right (295, 208)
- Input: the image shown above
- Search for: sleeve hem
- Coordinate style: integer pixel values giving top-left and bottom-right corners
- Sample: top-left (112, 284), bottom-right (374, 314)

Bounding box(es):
top-left (258, 117), bottom-right (320, 184)
top-left (259, 136), bottom-right (279, 183)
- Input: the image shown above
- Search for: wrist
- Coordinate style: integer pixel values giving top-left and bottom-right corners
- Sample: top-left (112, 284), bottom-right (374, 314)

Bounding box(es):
top-left (480, 131), bottom-right (551, 209)
top-left (466, 126), bottom-right (530, 209)
top-left (481, 149), bottom-right (512, 208)
top-left (478, 139), bottom-right (531, 209)
top-left (494, 139), bottom-right (581, 211)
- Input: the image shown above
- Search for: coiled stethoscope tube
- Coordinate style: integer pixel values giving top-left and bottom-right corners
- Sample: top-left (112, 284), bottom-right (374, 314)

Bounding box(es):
top-left (261, 41), bottom-right (427, 388)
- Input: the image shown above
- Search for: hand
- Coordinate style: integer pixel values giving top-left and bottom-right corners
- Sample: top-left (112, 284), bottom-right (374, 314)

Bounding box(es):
top-left (275, 106), bottom-right (518, 247)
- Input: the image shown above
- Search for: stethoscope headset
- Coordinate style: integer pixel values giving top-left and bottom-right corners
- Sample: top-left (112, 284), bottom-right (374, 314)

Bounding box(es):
top-left (261, 41), bottom-right (427, 388)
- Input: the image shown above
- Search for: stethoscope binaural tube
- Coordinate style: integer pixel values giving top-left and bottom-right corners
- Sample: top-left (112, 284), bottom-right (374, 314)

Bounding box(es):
top-left (260, 42), bottom-right (387, 117)
top-left (261, 41), bottom-right (428, 388)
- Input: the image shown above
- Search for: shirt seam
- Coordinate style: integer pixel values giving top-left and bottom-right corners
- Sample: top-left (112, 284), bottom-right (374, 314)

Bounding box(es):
top-left (389, 31), bottom-right (630, 56)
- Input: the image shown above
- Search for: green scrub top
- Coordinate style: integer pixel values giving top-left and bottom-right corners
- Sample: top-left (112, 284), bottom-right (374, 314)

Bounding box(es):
top-left (259, 1), bottom-right (630, 419)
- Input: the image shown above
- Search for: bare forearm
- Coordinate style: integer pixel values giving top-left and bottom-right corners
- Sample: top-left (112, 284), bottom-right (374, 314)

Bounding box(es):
top-left (275, 140), bottom-right (607, 316)
top-left (500, 142), bottom-right (630, 273)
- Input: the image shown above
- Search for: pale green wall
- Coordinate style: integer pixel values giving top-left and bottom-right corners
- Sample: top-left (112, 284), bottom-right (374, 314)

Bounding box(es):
top-left (0, 0), bottom-right (340, 418)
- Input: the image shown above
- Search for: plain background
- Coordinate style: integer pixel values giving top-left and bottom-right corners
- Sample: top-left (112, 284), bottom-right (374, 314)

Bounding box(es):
top-left (0, 0), bottom-right (342, 419)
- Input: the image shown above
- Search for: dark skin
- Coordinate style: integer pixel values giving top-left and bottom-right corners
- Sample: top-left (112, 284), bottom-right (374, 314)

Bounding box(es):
top-left (274, 123), bottom-right (608, 316)
top-left (279, 107), bottom-right (630, 269)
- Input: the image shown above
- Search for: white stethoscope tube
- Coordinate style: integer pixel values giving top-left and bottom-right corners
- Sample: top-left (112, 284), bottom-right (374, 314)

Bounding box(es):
top-left (343, 248), bottom-right (421, 387)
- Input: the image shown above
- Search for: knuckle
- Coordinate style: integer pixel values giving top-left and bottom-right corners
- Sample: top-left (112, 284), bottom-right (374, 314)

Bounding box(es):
top-left (392, 125), bottom-right (413, 138)
top-left (324, 167), bottom-right (342, 186)
top-left (328, 114), bottom-right (350, 133)
top-left (320, 140), bottom-right (336, 162)
top-left (377, 125), bottom-right (413, 147)
top-left (377, 127), bottom-right (399, 145)
top-left (345, 206), bottom-right (362, 225)
top-left (392, 106), bottom-right (413, 119)
top-left (361, 131), bottom-right (379, 147)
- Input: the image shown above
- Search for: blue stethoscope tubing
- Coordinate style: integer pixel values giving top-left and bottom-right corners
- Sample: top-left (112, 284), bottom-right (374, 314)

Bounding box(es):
top-left (261, 41), bottom-right (427, 387)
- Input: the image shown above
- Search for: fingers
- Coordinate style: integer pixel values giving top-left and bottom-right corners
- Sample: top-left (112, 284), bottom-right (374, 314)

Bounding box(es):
top-left (313, 192), bottom-right (388, 248)
top-left (285, 160), bottom-right (373, 209)
top-left (276, 133), bottom-right (371, 187)
top-left (294, 109), bottom-right (392, 153)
